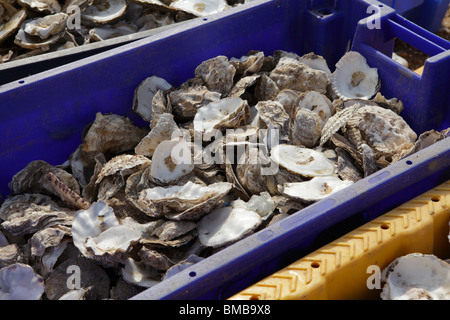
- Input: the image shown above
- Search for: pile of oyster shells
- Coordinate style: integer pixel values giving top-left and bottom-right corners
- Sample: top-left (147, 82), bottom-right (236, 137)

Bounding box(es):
top-left (0, 0), bottom-right (241, 63)
top-left (1, 49), bottom-right (449, 300)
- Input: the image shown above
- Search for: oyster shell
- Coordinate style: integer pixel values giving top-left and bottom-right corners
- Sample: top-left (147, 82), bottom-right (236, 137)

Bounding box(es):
top-left (0, 263), bottom-right (45, 300)
top-left (0, 245), bottom-right (20, 268)
top-left (0, 194), bottom-right (74, 237)
top-left (230, 51), bottom-right (265, 78)
top-left (132, 76), bottom-right (173, 123)
top-left (255, 100), bottom-right (290, 140)
top-left (29, 227), bottom-right (70, 277)
top-left (269, 57), bottom-right (330, 95)
top-left (291, 108), bottom-right (322, 148)
top-left (295, 91), bottom-right (334, 126)
top-left (344, 105), bottom-right (417, 164)
top-left (298, 52), bottom-right (332, 77)
top-left (193, 97), bottom-right (250, 140)
top-left (194, 55), bottom-right (236, 95)
top-left (135, 113), bottom-right (180, 157)
top-left (149, 139), bottom-right (194, 184)
top-left (270, 144), bottom-right (335, 178)
top-left (170, 0), bottom-right (227, 17)
top-left (69, 112), bottom-right (148, 186)
top-left (274, 89), bottom-right (302, 117)
top-left (121, 257), bottom-right (160, 288)
top-left (169, 84), bottom-right (221, 123)
top-left (24, 12), bottom-right (68, 40)
top-left (197, 193), bottom-right (274, 248)
top-left (331, 51), bottom-right (379, 100)
top-left (81, 0), bottom-right (128, 25)
top-left (0, 9), bottom-right (26, 44)
top-left (71, 201), bottom-right (141, 267)
top-left (17, 0), bottom-right (61, 14)
top-left (381, 254), bottom-right (450, 300)
top-left (279, 177), bottom-right (353, 203)
top-left (136, 181), bottom-right (232, 220)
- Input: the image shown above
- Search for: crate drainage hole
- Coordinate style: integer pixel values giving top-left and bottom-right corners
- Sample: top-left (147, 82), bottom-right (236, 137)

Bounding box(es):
top-left (18, 80), bottom-right (25, 84)
top-left (406, 160), bottom-right (413, 165)
top-left (189, 271), bottom-right (196, 277)
top-left (431, 196), bottom-right (440, 202)
top-left (311, 262), bottom-right (320, 268)
top-left (380, 224), bottom-right (390, 230)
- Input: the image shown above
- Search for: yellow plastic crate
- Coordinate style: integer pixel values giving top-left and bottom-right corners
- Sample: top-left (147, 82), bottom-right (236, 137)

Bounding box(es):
top-left (229, 180), bottom-right (450, 300)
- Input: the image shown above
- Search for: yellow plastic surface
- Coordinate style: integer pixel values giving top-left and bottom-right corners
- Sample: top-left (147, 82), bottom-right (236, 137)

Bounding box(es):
top-left (229, 180), bottom-right (450, 300)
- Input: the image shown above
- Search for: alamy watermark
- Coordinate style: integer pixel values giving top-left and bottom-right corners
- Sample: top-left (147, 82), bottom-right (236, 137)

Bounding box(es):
top-left (366, 5), bottom-right (382, 30)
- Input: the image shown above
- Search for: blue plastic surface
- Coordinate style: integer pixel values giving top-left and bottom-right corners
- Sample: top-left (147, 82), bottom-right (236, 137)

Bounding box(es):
top-left (379, 0), bottom-right (450, 32)
top-left (0, 0), bottom-right (449, 300)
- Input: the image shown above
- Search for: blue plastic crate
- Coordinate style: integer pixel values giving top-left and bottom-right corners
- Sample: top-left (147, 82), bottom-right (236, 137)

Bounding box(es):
top-left (379, 0), bottom-right (450, 32)
top-left (0, 0), bottom-right (449, 300)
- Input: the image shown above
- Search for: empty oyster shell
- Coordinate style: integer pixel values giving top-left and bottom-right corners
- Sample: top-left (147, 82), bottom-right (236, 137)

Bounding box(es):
top-left (29, 227), bottom-right (69, 277)
top-left (381, 254), bottom-right (450, 300)
top-left (69, 112), bottom-right (148, 186)
top-left (149, 139), bottom-right (194, 184)
top-left (230, 51), bottom-right (265, 78)
top-left (269, 57), bottom-right (330, 95)
top-left (0, 194), bottom-right (74, 237)
top-left (298, 52), bottom-right (332, 77)
top-left (0, 9), bottom-right (26, 44)
top-left (270, 144), bottom-right (335, 178)
top-left (332, 51), bottom-right (379, 100)
top-left (0, 263), bottom-right (45, 300)
top-left (197, 193), bottom-right (274, 248)
top-left (319, 102), bottom-right (361, 147)
top-left (133, 76), bottom-right (173, 123)
top-left (81, 0), bottom-right (128, 25)
top-left (193, 97), bottom-right (250, 140)
top-left (14, 20), bottom-right (64, 50)
top-left (295, 91), bottom-right (334, 126)
top-left (279, 177), bottom-right (353, 203)
top-left (24, 12), bottom-right (68, 40)
top-left (135, 113), bottom-right (180, 157)
top-left (95, 154), bottom-right (151, 184)
top-left (18, 0), bottom-right (61, 14)
top-left (291, 108), bottom-right (322, 148)
top-left (170, 0), bottom-right (227, 17)
top-left (194, 55), bottom-right (236, 95)
top-left (121, 257), bottom-right (160, 288)
top-left (0, 244), bottom-right (20, 269)
top-left (169, 84), bottom-right (221, 123)
top-left (255, 100), bottom-right (290, 142)
top-left (71, 201), bottom-right (141, 267)
top-left (274, 89), bottom-right (302, 117)
top-left (345, 105), bottom-right (417, 163)
top-left (136, 181), bottom-right (232, 220)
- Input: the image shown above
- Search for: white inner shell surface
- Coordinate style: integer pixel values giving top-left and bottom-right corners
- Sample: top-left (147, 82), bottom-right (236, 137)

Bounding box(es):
top-left (297, 91), bottom-right (333, 125)
top-left (194, 97), bottom-right (245, 139)
top-left (141, 181), bottom-right (231, 202)
top-left (170, 0), bottom-right (227, 17)
top-left (382, 254), bottom-right (450, 300)
top-left (133, 76), bottom-right (172, 122)
top-left (150, 139), bottom-right (194, 183)
top-left (270, 144), bottom-right (335, 177)
top-left (24, 13), bottom-right (68, 40)
top-left (72, 201), bottom-right (140, 258)
top-left (197, 206), bottom-right (261, 247)
top-left (332, 51), bottom-right (379, 100)
top-left (82, 0), bottom-right (128, 24)
top-left (0, 263), bottom-right (44, 300)
top-left (282, 177), bottom-right (353, 202)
